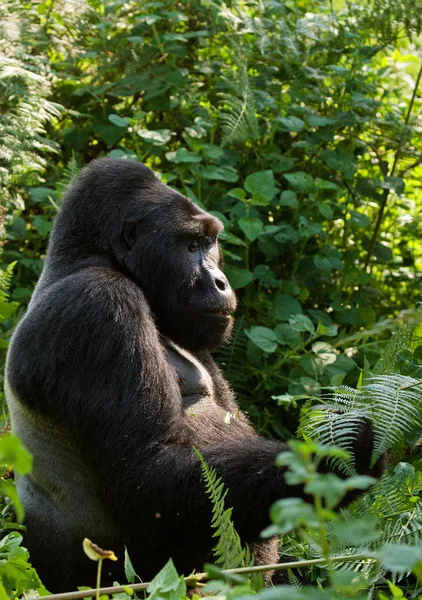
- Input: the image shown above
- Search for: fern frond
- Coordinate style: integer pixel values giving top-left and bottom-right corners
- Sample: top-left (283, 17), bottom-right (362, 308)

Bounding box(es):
top-left (302, 374), bottom-right (422, 473)
top-left (219, 87), bottom-right (258, 147)
top-left (366, 374), bottom-right (422, 463)
top-left (56, 153), bottom-right (80, 201)
top-left (287, 569), bottom-right (304, 589)
top-left (301, 387), bottom-right (369, 475)
top-left (0, 263), bottom-right (19, 321)
top-left (194, 448), bottom-right (254, 570)
top-left (0, 263), bottom-right (15, 298)
top-left (218, 52), bottom-right (258, 147)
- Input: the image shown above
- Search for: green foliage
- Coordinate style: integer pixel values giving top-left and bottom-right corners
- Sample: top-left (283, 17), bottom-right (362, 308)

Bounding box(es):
top-left (0, 435), bottom-right (32, 523)
top-left (147, 559), bottom-right (187, 600)
top-left (301, 373), bottom-right (422, 474)
top-left (302, 312), bottom-right (422, 473)
top-left (0, 532), bottom-right (45, 599)
top-left (0, 264), bottom-right (19, 415)
top-left (195, 448), bottom-right (254, 571)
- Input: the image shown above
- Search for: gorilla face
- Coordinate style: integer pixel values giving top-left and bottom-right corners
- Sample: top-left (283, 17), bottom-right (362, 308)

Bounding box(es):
top-left (120, 180), bottom-right (237, 351)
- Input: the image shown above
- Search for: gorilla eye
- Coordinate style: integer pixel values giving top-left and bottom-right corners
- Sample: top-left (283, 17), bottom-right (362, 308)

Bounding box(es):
top-left (188, 239), bottom-right (200, 252)
top-left (205, 236), bottom-right (216, 249)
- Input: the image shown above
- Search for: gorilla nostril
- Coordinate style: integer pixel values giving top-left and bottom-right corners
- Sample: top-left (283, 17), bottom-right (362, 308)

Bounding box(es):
top-left (215, 277), bottom-right (226, 292)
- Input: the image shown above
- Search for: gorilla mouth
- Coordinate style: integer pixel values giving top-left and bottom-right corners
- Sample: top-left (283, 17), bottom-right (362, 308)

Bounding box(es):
top-left (203, 309), bottom-right (232, 319)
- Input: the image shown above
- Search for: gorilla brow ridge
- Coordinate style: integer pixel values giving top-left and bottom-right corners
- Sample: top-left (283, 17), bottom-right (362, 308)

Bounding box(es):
top-left (168, 194), bottom-right (224, 238)
top-left (192, 213), bottom-right (223, 237)
top-left (174, 213), bottom-right (223, 240)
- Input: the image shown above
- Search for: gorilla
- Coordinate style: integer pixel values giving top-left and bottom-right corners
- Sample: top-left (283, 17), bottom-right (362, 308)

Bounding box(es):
top-left (5, 159), bottom-right (383, 592)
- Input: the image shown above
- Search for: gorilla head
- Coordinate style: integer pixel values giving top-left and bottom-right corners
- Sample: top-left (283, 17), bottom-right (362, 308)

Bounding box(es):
top-left (47, 159), bottom-right (237, 351)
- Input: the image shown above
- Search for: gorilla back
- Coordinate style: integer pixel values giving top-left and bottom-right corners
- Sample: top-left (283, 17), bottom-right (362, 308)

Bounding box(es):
top-left (5, 159), bottom-right (383, 592)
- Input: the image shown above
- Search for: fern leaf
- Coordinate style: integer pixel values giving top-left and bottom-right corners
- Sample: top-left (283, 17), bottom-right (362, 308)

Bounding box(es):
top-left (194, 448), bottom-right (254, 570)
top-left (302, 374), bottom-right (422, 473)
top-left (56, 153), bottom-right (80, 201)
top-left (218, 51), bottom-right (259, 147)
top-left (365, 374), bottom-right (422, 463)
top-left (0, 263), bottom-right (19, 321)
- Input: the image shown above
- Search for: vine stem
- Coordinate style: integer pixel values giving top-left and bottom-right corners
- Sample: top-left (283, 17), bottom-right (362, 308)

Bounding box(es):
top-left (42, 554), bottom-right (375, 600)
top-left (364, 59), bottom-right (422, 271)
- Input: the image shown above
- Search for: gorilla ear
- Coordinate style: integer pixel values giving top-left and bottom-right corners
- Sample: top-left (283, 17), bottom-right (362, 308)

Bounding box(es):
top-left (123, 222), bottom-right (138, 248)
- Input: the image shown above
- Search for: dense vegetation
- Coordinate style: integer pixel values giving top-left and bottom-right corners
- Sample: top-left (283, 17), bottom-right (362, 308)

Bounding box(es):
top-left (0, 0), bottom-right (422, 598)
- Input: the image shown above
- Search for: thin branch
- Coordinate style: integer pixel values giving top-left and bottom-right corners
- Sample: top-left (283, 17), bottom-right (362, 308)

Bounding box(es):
top-left (398, 155), bottom-right (422, 177)
top-left (42, 554), bottom-right (375, 600)
top-left (364, 59), bottom-right (422, 271)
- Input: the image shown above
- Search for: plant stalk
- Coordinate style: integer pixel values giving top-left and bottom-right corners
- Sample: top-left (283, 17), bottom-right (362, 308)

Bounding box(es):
top-left (95, 559), bottom-right (103, 600)
top-left (42, 553), bottom-right (375, 600)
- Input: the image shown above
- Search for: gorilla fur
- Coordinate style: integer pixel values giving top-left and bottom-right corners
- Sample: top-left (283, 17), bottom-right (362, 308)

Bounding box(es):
top-left (5, 159), bottom-right (383, 592)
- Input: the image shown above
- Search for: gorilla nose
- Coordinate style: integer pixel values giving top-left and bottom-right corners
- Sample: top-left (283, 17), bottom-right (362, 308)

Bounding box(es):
top-left (214, 273), bottom-right (228, 292)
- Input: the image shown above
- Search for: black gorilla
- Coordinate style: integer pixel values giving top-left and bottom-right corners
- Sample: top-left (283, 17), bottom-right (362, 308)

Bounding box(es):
top-left (5, 159), bottom-right (383, 592)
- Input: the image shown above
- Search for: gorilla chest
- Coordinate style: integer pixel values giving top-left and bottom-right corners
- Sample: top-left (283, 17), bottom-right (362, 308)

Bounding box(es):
top-left (165, 343), bottom-right (215, 409)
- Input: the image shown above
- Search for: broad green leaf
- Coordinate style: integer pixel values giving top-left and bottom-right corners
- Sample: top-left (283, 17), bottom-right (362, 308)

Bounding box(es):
top-left (319, 203), bottom-right (333, 219)
top-left (0, 435), bottom-right (32, 475)
top-left (137, 129), bottom-right (173, 146)
top-left (29, 187), bottom-right (56, 204)
top-left (279, 190), bottom-right (299, 209)
top-left (165, 147), bottom-right (201, 164)
top-left (265, 498), bottom-right (319, 535)
top-left (314, 256), bottom-right (332, 273)
top-left (307, 114), bottom-right (336, 127)
top-left (109, 149), bottom-right (137, 160)
top-left (140, 14), bottom-right (162, 25)
top-left (245, 326), bottom-right (278, 353)
top-left (0, 298), bottom-right (19, 320)
top-left (275, 294), bottom-right (302, 321)
top-left (332, 516), bottom-right (380, 545)
top-left (322, 150), bottom-right (357, 179)
top-left (253, 265), bottom-right (280, 288)
top-left (202, 166), bottom-right (238, 182)
top-left (200, 143), bottom-right (223, 161)
top-left (32, 216), bottom-right (52, 238)
top-left (273, 224), bottom-right (300, 245)
top-left (305, 473), bottom-right (349, 508)
top-left (284, 172), bottom-right (314, 194)
top-left (227, 188), bottom-right (246, 200)
top-left (382, 176), bottom-right (405, 194)
top-left (289, 314), bottom-right (315, 334)
top-left (124, 547), bottom-right (137, 584)
top-left (277, 116), bottom-right (305, 132)
top-left (377, 545), bottom-right (422, 574)
top-left (224, 266), bottom-right (253, 289)
top-left (127, 36), bottom-right (144, 43)
top-left (373, 242), bottom-right (393, 263)
top-left (108, 114), bottom-right (129, 127)
top-left (314, 178), bottom-right (342, 193)
top-left (316, 322), bottom-right (338, 337)
top-left (147, 559), bottom-right (186, 599)
top-left (348, 210), bottom-right (371, 228)
top-left (244, 170), bottom-right (277, 204)
top-left (0, 479), bottom-right (25, 522)
top-left (275, 323), bottom-right (302, 348)
top-left (312, 341), bottom-right (337, 365)
top-left (93, 122), bottom-right (126, 146)
top-left (238, 217), bottom-right (263, 241)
